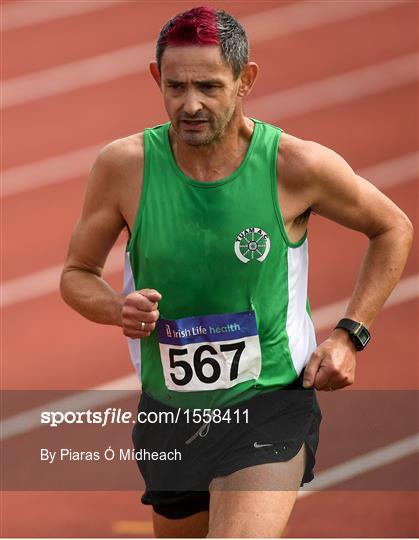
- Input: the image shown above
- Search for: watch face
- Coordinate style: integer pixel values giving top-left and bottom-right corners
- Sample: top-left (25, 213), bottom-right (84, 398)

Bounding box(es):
top-left (357, 327), bottom-right (370, 346)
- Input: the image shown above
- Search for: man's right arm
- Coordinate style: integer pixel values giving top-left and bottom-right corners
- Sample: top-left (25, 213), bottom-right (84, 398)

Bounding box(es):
top-left (60, 138), bottom-right (161, 337)
top-left (60, 141), bottom-right (129, 326)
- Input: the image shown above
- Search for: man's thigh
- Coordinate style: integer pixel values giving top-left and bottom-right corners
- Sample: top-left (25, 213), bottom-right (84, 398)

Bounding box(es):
top-left (208, 442), bottom-right (307, 538)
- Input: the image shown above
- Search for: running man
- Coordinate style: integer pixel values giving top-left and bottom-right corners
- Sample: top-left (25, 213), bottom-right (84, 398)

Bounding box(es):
top-left (60, 6), bottom-right (413, 538)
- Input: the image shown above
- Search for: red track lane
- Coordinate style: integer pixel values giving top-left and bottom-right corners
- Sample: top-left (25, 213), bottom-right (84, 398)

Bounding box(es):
top-left (4, 288), bottom-right (129, 389)
top-left (4, 2), bottom-right (413, 83)
top-left (289, 490), bottom-right (418, 538)
top-left (2, 489), bottom-right (417, 538)
top-left (3, 0), bottom-right (292, 79)
top-left (3, 2), bottom-right (415, 168)
top-left (1, 491), bottom-right (151, 538)
top-left (307, 180), bottom-right (418, 308)
top-left (3, 87), bottom-right (417, 280)
top-left (283, 85), bottom-right (417, 164)
top-left (2, 1), bottom-right (418, 537)
top-left (316, 299), bottom-right (417, 390)
top-left (4, 1), bottom-right (292, 79)
top-left (244, 4), bottom-right (417, 98)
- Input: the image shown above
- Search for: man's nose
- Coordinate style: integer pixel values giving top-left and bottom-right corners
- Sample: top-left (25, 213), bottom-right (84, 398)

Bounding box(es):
top-left (182, 89), bottom-right (203, 116)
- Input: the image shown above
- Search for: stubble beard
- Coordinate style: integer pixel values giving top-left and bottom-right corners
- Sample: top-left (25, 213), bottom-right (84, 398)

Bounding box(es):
top-left (174, 105), bottom-right (236, 147)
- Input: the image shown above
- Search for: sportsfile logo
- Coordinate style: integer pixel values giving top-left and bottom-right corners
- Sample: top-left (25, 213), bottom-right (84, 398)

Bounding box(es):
top-left (234, 227), bottom-right (271, 263)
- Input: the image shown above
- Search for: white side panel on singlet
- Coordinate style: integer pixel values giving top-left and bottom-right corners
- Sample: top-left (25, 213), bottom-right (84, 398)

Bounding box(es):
top-left (123, 251), bottom-right (141, 381)
top-left (286, 239), bottom-right (317, 376)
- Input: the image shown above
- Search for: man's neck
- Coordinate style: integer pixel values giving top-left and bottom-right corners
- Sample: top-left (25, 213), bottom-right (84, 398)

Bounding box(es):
top-left (169, 116), bottom-right (255, 182)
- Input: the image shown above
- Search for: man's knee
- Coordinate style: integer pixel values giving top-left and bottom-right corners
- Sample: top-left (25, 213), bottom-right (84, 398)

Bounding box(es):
top-left (206, 515), bottom-right (286, 538)
top-left (207, 489), bottom-right (298, 538)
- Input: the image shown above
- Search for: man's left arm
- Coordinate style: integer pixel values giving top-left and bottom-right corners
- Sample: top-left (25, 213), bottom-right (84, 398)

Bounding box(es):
top-left (301, 143), bottom-right (414, 391)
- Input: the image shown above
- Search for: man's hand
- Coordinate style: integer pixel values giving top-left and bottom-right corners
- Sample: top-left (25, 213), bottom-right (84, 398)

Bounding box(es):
top-left (302, 329), bottom-right (357, 391)
top-left (121, 288), bottom-right (162, 339)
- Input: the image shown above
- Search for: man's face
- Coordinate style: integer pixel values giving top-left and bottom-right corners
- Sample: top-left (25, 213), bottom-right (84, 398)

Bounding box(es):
top-left (158, 46), bottom-right (240, 146)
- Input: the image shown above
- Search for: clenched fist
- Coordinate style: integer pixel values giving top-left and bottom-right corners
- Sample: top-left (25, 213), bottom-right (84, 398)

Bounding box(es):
top-left (302, 328), bottom-right (356, 391)
top-left (121, 288), bottom-right (162, 339)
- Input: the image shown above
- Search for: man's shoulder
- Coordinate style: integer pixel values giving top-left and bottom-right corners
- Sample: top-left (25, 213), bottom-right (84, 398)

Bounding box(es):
top-left (277, 132), bottom-right (338, 189)
top-left (278, 133), bottom-right (324, 175)
top-left (97, 132), bottom-right (144, 173)
top-left (85, 133), bottom-right (145, 206)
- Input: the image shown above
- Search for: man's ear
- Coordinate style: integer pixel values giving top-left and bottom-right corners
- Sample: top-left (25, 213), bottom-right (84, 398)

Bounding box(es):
top-left (237, 62), bottom-right (259, 98)
top-left (149, 62), bottom-right (162, 88)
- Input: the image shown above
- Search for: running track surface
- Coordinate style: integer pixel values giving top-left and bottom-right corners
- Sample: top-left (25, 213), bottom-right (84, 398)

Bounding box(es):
top-left (1, 0), bottom-right (418, 537)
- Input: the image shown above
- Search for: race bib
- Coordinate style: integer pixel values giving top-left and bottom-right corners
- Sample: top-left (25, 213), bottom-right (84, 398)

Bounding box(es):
top-left (156, 311), bottom-right (262, 392)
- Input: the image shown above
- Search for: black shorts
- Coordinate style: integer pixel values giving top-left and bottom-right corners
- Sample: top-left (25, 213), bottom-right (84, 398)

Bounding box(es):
top-left (132, 370), bottom-right (322, 519)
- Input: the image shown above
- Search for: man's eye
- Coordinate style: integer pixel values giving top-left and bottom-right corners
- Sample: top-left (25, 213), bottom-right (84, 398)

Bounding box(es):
top-left (202, 84), bottom-right (216, 91)
top-left (169, 84), bottom-right (182, 90)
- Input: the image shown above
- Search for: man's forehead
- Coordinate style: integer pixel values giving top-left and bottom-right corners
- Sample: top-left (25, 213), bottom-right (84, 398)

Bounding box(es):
top-left (161, 45), bottom-right (231, 78)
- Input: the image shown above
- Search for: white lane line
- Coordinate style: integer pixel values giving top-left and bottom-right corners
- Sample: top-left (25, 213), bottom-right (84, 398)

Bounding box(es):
top-left (1, 275), bottom-right (418, 441)
top-left (1, 244), bottom-right (126, 308)
top-left (1, 0), bottom-right (128, 32)
top-left (0, 379), bottom-right (138, 441)
top-left (358, 152), bottom-right (418, 191)
top-left (243, 0), bottom-right (409, 43)
top-left (2, 0), bottom-right (405, 34)
top-left (2, 54), bottom-right (417, 199)
top-left (1, 0), bottom-right (407, 108)
top-left (313, 274), bottom-right (419, 331)
top-left (2, 142), bottom-right (104, 197)
top-left (1, 151), bottom-right (416, 307)
top-left (1, 40), bottom-right (154, 109)
top-left (298, 432), bottom-right (419, 497)
top-left (0, 373), bottom-right (140, 441)
top-left (248, 52), bottom-right (417, 120)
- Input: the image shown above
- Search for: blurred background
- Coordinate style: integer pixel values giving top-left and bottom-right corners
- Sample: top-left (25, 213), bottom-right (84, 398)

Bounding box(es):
top-left (1, 0), bottom-right (418, 537)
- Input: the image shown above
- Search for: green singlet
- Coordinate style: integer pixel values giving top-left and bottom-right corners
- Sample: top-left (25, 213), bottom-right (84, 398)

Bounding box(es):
top-left (123, 119), bottom-right (316, 409)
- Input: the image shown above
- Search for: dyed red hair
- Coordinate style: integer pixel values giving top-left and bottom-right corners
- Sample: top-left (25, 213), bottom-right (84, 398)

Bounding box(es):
top-left (163, 6), bottom-right (219, 47)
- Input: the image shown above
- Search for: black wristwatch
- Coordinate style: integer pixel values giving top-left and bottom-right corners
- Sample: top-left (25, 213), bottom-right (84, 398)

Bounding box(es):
top-left (334, 318), bottom-right (371, 351)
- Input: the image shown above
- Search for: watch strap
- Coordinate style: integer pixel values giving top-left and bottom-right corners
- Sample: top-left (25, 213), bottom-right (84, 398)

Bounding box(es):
top-left (335, 318), bottom-right (360, 333)
top-left (335, 318), bottom-right (371, 351)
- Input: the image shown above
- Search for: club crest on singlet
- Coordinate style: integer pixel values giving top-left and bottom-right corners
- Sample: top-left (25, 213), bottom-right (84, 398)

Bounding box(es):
top-left (234, 227), bottom-right (271, 263)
